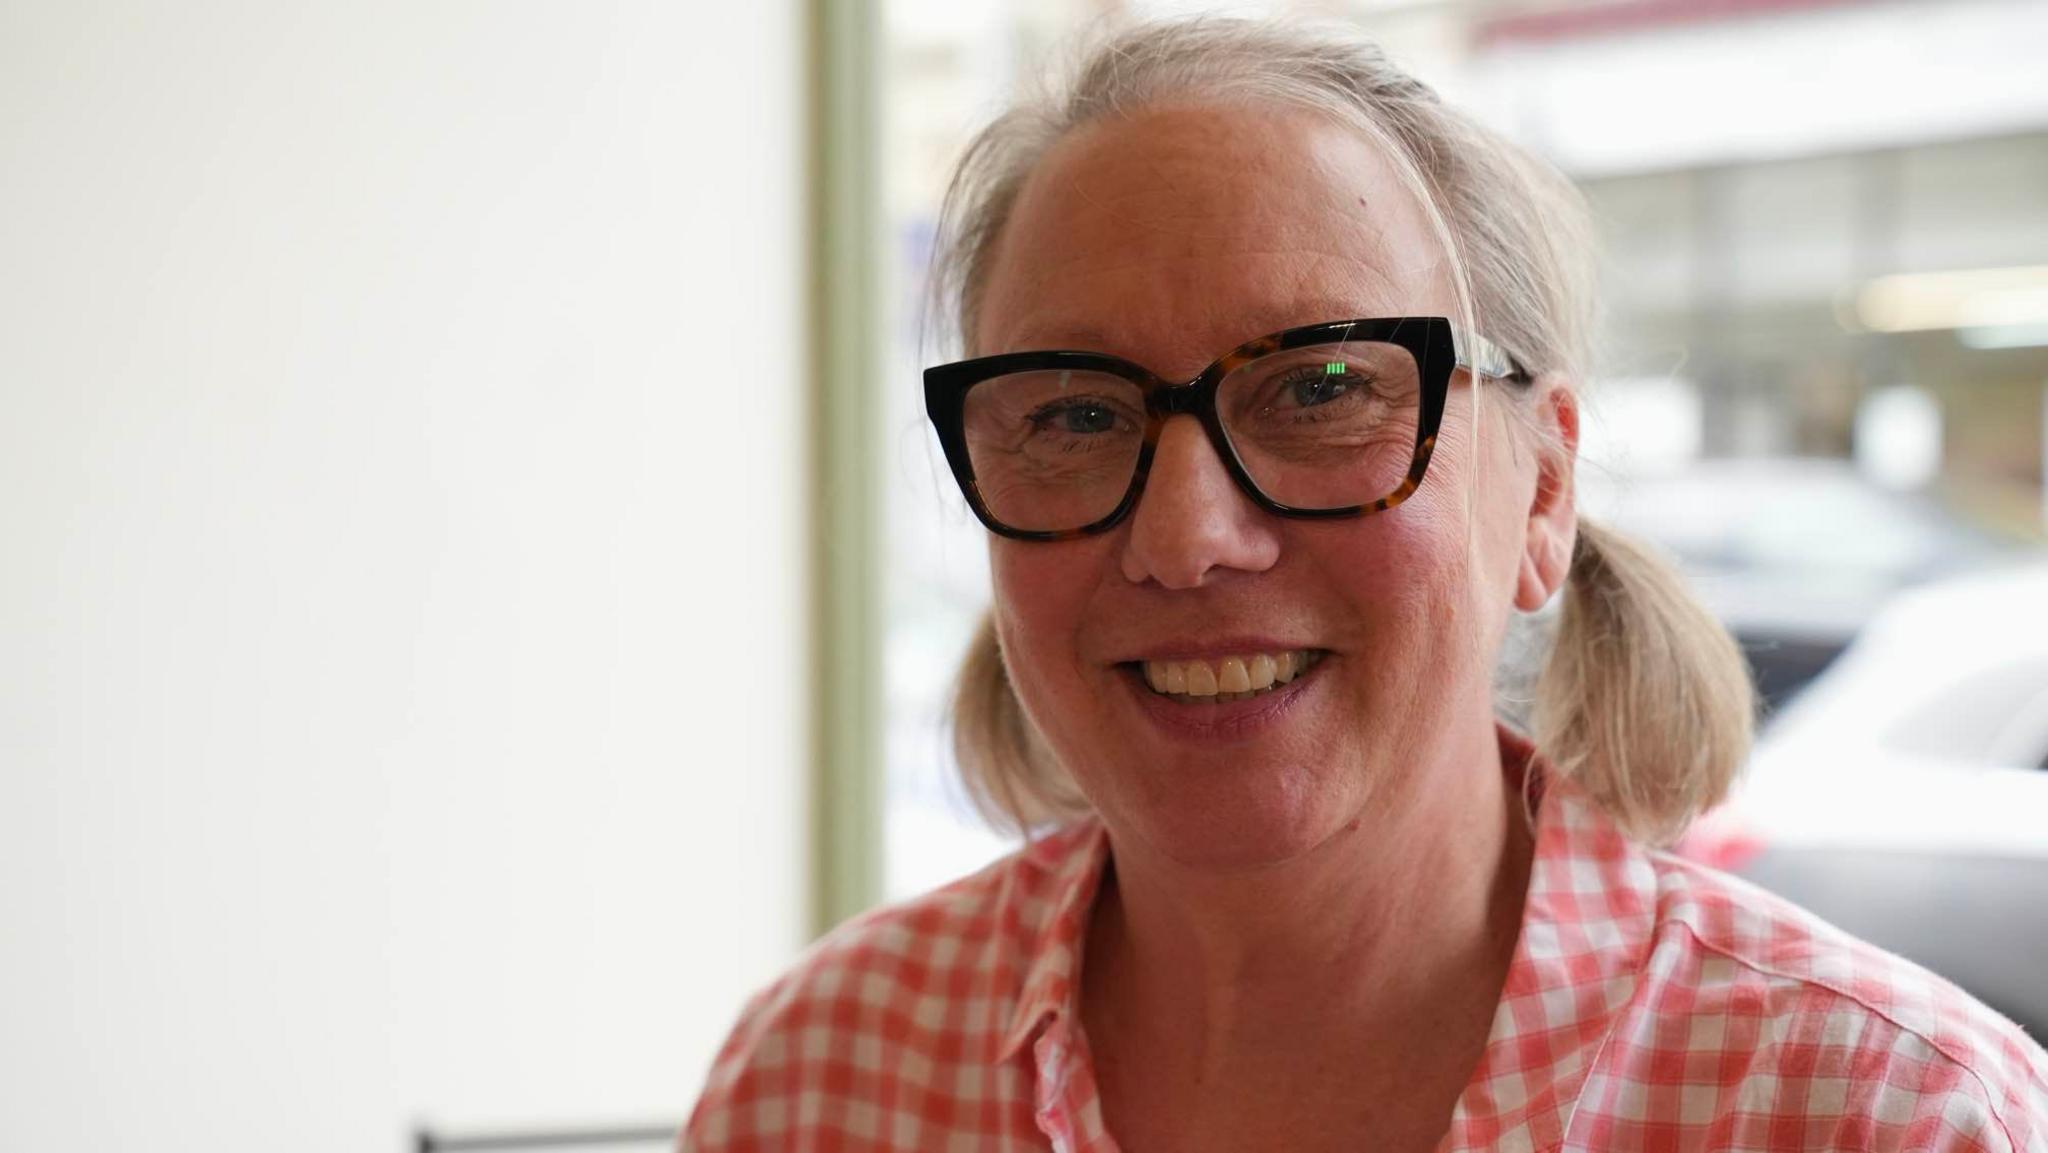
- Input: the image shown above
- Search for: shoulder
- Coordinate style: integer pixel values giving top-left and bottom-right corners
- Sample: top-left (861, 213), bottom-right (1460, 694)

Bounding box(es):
top-left (680, 821), bottom-right (1102, 1151)
top-left (1619, 849), bottom-right (2048, 1150)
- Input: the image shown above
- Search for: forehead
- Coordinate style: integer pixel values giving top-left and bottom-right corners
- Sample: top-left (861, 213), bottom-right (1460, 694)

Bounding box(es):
top-left (977, 102), bottom-right (1454, 366)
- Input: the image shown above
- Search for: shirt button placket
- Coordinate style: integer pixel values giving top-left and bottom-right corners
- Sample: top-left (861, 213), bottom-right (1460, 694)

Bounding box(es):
top-left (1032, 1029), bottom-right (1076, 1152)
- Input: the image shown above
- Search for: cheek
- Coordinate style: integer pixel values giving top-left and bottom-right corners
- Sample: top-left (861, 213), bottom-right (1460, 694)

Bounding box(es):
top-left (1310, 510), bottom-right (1466, 659)
top-left (1402, 393), bottom-right (1532, 603)
top-left (989, 539), bottom-right (1104, 698)
top-left (1306, 428), bottom-right (1499, 674)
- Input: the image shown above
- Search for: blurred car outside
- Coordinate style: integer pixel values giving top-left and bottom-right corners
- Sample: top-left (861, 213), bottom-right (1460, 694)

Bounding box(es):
top-left (1579, 457), bottom-right (2020, 710)
top-left (1677, 561), bottom-right (2048, 1035)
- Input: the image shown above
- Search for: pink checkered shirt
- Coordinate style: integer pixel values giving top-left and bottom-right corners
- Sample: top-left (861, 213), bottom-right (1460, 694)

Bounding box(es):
top-left (684, 734), bottom-right (2048, 1151)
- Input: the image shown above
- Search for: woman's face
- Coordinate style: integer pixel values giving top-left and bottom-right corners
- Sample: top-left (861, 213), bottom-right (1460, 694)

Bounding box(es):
top-left (976, 104), bottom-right (1575, 869)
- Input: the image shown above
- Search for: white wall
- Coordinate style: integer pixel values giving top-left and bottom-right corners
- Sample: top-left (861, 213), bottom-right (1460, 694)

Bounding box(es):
top-left (0, 2), bottom-right (806, 1149)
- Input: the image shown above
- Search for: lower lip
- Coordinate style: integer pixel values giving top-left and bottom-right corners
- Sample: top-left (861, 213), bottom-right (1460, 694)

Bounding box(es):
top-left (1117, 657), bottom-right (1326, 742)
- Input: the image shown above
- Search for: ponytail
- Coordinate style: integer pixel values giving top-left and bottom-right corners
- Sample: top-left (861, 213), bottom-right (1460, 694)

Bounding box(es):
top-left (1531, 518), bottom-right (1756, 845)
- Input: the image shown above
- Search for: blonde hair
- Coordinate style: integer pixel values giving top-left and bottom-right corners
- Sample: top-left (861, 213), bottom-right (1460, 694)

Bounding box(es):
top-left (934, 17), bottom-right (1753, 846)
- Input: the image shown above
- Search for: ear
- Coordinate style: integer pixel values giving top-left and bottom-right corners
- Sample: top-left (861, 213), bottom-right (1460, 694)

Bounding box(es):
top-left (1515, 375), bottom-right (1579, 612)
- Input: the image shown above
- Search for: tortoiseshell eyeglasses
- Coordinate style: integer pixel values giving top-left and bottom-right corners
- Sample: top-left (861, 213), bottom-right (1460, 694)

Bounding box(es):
top-left (923, 316), bottom-right (1526, 541)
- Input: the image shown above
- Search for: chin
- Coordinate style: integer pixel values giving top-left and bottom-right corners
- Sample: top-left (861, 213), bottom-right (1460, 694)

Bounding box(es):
top-left (1099, 762), bottom-right (1364, 873)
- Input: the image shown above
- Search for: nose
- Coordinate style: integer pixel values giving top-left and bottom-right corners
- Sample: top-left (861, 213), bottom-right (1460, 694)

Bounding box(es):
top-left (1120, 416), bottom-right (1282, 589)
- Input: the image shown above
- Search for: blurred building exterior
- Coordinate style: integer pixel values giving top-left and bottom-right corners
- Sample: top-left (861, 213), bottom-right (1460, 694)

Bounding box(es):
top-left (880, 0), bottom-right (2048, 895)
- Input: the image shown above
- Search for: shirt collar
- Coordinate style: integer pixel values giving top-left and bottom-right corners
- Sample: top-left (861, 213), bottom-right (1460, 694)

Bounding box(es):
top-left (998, 817), bottom-right (1113, 1063)
top-left (996, 724), bottom-right (1662, 1140)
top-left (1444, 726), bottom-right (1661, 1151)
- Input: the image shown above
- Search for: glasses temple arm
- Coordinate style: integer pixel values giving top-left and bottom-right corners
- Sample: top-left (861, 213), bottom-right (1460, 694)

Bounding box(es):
top-left (1452, 327), bottom-right (1531, 383)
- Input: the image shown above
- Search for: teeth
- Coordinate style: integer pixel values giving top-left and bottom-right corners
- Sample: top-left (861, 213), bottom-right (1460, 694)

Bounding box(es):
top-left (1217, 657), bottom-right (1250, 693)
top-left (1139, 650), bottom-right (1320, 701)
top-left (1248, 653), bottom-right (1276, 690)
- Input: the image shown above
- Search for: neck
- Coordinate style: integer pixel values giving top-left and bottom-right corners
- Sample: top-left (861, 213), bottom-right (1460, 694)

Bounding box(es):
top-left (1080, 718), bottom-right (1533, 1089)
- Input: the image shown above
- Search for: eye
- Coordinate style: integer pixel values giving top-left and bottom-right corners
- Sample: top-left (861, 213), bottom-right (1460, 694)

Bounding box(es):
top-left (1283, 365), bottom-right (1352, 408)
top-left (1030, 400), bottom-right (1125, 435)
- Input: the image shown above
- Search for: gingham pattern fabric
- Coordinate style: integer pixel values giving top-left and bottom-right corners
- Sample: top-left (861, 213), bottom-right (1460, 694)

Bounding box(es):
top-left (683, 731), bottom-right (2048, 1152)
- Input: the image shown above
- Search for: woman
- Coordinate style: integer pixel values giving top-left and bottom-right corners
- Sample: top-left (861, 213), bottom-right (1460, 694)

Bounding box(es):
top-left (685, 18), bottom-right (2048, 1152)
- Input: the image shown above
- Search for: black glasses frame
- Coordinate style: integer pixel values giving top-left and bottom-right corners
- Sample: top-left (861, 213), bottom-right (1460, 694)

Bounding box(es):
top-left (923, 316), bottom-right (1524, 541)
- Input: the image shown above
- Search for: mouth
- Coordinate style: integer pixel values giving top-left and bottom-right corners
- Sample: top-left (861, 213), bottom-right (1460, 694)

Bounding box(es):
top-left (1124, 648), bottom-right (1329, 704)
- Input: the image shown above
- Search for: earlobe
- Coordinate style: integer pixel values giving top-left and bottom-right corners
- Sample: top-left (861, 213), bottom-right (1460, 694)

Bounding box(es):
top-left (1514, 378), bottom-right (1580, 612)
